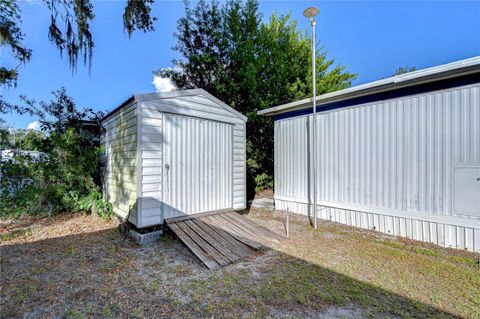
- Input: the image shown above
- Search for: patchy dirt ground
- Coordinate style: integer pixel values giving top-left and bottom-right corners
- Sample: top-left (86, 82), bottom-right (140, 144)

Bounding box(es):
top-left (1, 208), bottom-right (479, 318)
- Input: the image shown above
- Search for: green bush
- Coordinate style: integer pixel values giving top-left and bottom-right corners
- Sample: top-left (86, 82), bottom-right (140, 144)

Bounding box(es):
top-left (254, 173), bottom-right (273, 193)
top-left (0, 88), bottom-right (112, 220)
top-left (75, 187), bottom-right (113, 221)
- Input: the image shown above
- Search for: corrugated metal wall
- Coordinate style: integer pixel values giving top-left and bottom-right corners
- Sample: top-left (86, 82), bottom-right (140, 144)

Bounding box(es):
top-left (275, 83), bottom-right (480, 252)
top-left (162, 114), bottom-right (233, 219)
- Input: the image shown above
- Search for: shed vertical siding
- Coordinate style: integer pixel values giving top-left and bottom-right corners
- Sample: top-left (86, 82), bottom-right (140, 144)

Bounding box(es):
top-left (275, 83), bottom-right (480, 251)
top-left (101, 102), bottom-right (138, 224)
top-left (162, 114), bottom-right (233, 219)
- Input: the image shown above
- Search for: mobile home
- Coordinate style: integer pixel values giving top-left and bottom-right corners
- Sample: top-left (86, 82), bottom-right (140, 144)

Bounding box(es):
top-left (259, 57), bottom-right (480, 252)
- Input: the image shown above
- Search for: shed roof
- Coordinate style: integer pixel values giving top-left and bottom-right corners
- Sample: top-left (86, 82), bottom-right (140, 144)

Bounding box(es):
top-left (258, 56), bottom-right (480, 117)
top-left (101, 89), bottom-right (247, 123)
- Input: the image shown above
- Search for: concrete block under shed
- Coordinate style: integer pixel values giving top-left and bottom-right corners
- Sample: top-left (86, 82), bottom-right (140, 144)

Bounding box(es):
top-left (128, 228), bottom-right (163, 245)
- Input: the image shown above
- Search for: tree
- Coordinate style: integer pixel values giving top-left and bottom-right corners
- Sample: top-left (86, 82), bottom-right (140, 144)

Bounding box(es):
top-left (0, 0), bottom-right (31, 87)
top-left (0, 0), bottom-right (156, 89)
top-left (394, 65), bottom-right (417, 75)
top-left (0, 127), bottom-right (45, 150)
top-left (156, 0), bottom-right (356, 195)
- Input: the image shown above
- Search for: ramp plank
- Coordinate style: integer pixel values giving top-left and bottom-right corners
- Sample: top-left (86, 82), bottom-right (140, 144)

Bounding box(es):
top-left (195, 218), bottom-right (252, 259)
top-left (184, 219), bottom-right (237, 263)
top-left (227, 212), bottom-right (284, 242)
top-left (167, 210), bottom-right (284, 269)
top-left (228, 212), bottom-right (285, 241)
top-left (210, 214), bottom-right (264, 250)
top-left (168, 222), bottom-right (219, 269)
top-left (177, 221), bottom-right (230, 267)
top-left (216, 214), bottom-right (269, 246)
top-left (225, 213), bottom-right (272, 244)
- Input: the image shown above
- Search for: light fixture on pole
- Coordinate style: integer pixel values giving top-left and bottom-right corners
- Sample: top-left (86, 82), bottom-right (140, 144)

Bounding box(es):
top-left (303, 6), bottom-right (319, 229)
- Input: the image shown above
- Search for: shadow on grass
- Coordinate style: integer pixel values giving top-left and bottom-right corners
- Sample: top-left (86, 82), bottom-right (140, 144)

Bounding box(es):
top-left (1, 214), bottom-right (466, 319)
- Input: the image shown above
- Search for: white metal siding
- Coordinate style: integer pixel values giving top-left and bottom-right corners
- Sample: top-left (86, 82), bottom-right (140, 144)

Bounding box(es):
top-left (162, 114), bottom-right (233, 220)
top-left (101, 102), bottom-right (138, 224)
top-left (137, 93), bottom-right (246, 227)
top-left (138, 104), bottom-right (163, 228)
top-left (142, 95), bottom-right (245, 125)
top-left (275, 83), bottom-right (480, 252)
top-left (233, 123), bottom-right (246, 209)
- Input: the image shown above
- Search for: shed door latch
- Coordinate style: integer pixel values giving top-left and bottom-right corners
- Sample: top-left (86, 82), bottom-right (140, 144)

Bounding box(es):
top-left (165, 163), bottom-right (170, 192)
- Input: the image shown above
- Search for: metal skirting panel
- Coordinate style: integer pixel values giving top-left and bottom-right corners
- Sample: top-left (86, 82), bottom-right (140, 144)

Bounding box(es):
top-left (275, 198), bottom-right (480, 252)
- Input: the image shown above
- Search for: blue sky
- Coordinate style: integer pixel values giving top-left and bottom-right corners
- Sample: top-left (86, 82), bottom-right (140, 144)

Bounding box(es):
top-left (1, 0), bottom-right (479, 129)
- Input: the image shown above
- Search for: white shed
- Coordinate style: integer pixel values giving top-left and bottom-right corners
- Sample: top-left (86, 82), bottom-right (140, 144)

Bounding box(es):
top-left (101, 89), bottom-right (247, 229)
top-left (259, 57), bottom-right (480, 252)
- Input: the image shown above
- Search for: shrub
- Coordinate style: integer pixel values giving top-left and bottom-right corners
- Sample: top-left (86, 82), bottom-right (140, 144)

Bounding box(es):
top-left (76, 187), bottom-right (113, 221)
top-left (0, 88), bottom-right (112, 219)
top-left (254, 172), bottom-right (273, 193)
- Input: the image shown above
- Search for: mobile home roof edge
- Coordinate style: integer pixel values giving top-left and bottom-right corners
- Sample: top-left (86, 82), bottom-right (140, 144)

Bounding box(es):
top-left (101, 88), bottom-right (247, 123)
top-left (258, 56), bottom-right (480, 117)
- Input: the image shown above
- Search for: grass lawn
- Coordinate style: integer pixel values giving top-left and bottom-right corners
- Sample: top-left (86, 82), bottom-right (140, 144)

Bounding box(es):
top-left (1, 207), bottom-right (479, 318)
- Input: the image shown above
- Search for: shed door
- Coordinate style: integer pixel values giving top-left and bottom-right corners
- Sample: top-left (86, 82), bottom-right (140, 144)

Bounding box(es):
top-left (453, 166), bottom-right (480, 217)
top-left (162, 114), bottom-right (233, 220)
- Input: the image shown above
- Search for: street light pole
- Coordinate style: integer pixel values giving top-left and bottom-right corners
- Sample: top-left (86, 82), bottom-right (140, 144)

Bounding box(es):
top-left (303, 7), bottom-right (319, 229)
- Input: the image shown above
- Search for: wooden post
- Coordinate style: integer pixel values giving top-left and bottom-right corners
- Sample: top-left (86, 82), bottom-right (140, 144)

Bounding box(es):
top-left (286, 207), bottom-right (290, 238)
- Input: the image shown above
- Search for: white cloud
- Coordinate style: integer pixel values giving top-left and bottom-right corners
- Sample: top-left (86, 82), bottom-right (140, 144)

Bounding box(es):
top-left (152, 76), bottom-right (175, 92)
top-left (27, 120), bottom-right (40, 131)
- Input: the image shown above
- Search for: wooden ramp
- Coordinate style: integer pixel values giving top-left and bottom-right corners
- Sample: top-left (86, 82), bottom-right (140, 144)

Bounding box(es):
top-left (166, 210), bottom-right (284, 269)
